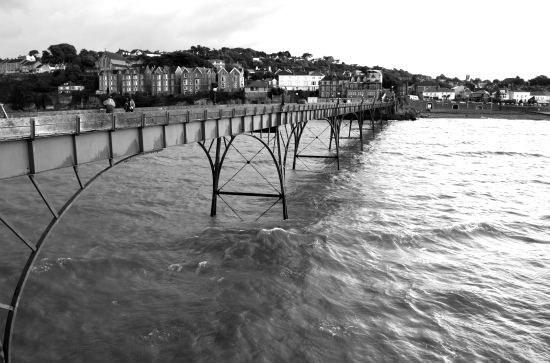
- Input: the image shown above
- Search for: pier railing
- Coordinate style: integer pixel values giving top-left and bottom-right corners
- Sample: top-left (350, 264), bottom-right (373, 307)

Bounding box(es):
top-left (0, 101), bottom-right (391, 142)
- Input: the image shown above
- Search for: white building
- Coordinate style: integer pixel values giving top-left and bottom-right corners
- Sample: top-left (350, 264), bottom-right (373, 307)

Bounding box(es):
top-left (422, 87), bottom-right (455, 100)
top-left (530, 91), bottom-right (550, 104)
top-left (509, 91), bottom-right (530, 103)
top-left (277, 71), bottom-right (324, 91)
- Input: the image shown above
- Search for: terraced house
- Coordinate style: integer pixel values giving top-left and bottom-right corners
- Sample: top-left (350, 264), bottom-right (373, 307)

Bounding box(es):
top-left (95, 50), bottom-right (245, 96)
top-left (217, 68), bottom-right (244, 92)
top-left (120, 65), bottom-right (153, 95)
top-left (181, 67), bottom-right (217, 95)
top-left (152, 66), bottom-right (182, 95)
top-left (346, 73), bottom-right (383, 101)
top-left (99, 69), bottom-right (121, 94)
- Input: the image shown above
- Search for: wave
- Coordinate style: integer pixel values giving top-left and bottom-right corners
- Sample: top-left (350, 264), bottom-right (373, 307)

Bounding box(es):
top-left (455, 151), bottom-right (549, 158)
top-left (432, 221), bottom-right (503, 238)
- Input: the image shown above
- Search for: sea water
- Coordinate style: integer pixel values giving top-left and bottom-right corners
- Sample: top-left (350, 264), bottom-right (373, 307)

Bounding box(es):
top-left (1, 118), bottom-right (549, 362)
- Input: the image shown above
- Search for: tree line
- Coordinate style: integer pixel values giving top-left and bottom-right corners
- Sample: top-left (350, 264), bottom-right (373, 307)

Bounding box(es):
top-left (3, 42), bottom-right (550, 110)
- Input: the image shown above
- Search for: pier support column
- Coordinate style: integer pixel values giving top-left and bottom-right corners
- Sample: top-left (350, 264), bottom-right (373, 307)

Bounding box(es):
top-left (199, 132), bottom-right (289, 221)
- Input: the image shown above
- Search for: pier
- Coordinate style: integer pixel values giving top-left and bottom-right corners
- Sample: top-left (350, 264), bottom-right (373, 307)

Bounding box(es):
top-left (0, 100), bottom-right (394, 362)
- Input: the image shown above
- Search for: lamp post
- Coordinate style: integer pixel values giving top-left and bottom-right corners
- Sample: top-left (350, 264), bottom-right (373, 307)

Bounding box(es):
top-left (213, 87), bottom-right (217, 105)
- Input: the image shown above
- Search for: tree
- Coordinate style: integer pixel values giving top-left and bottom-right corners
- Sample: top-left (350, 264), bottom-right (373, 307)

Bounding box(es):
top-left (79, 49), bottom-right (99, 69)
top-left (493, 85), bottom-right (501, 102)
top-left (45, 43), bottom-right (78, 64)
top-left (65, 64), bottom-right (83, 82)
top-left (528, 75), bottom-right (550, 87)
top-left (302, 53), bottom-right (312, 60)
top-left (28, 50), bottom-right (40, 58)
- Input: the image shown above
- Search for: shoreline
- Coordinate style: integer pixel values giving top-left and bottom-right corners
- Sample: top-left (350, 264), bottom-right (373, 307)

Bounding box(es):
top-left (415, 112), bottom-right (550, 121)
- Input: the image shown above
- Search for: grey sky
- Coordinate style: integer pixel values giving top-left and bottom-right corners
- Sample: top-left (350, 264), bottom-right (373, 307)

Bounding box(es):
top-left (1, 0), bottom-right (548, 81)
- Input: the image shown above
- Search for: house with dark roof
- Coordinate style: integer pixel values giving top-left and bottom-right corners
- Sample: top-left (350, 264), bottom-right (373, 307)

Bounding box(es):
top-left (152, 66), bottom-right (182, 95)
top-left (318, 74), bottom-right (348, 100)
top-left (181, 67), bottom-right (217, 95)
top-left (414, 81), bottom-right (439, 99)
top-left (116, 49), bottom-right (131, 57)
top-left (244, 80), bottom-right (269, 103)
top-left (120, 65), bottom-right (153, 95)
top-left (1, 59), bottom-right (25, 74)
top-left (21, 60), bottom-right (42, 73)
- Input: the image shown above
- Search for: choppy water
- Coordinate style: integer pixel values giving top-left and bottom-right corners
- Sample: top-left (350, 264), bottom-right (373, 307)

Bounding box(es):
top-left (1, 118), bottom-right (549, 362)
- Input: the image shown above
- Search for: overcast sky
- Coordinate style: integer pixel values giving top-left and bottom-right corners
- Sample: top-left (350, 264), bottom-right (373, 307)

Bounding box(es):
top-left (1, 0), bottom-right (547, 81)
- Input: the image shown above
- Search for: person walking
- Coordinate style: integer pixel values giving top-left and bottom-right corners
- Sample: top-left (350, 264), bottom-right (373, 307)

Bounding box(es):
top-left (103, 96), bottom-right (116, 113)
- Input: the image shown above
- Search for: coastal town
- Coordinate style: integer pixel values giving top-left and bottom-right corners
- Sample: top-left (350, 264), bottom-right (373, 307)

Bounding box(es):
top-left (1, 45), bottom-right (550, 111)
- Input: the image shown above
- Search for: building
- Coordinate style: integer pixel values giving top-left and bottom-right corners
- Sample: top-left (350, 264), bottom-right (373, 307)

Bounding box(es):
top-left (508, 90), bottom-right (530, 103)
top-left (346, 73), bottom-right (383, 101)
top-left (277, 70), bottom-right (325, 91)
top-left (0, 59), bottom-right (9, 74)
top-left (414, 81), bottom-right (439, 99)
top-left (21, 60), bottom-right (42, 73)
top-left (264, 78), bottom-right (278, 88)
top-left (99, 69), bottom-right (121, 94)
top-left (530, 91), bottom-right (550, 104)
top-left (217, 68), bottom-right (230, 91)
top-left (244, 80), bottom-right (269, 103)
top-left (96, 51), bottom-right (129, 72)
top-left (318, 74), bottom-right (347, 100)
top-left (422, 87), bottom-right (455, 100)
top-left (453, 86), bottom-right (472, 100)
top-left (471, 89), bottom-right (490, 102)
top-left (229, 68), bottom-right (245, 91)
top-left (181, 67), bottom-right (217, 95)
top-left (152, 66), bottom-right (182, 95)
top-left (215, 67), bottom-right (244, 92)
top-left (120, 65), bottom-right (153, 95)
top-left (318, 70), bottom-right (382, 101)
top-left (208, 59), bottom-right (225, 70)
top-left (1, 59), bottom-right (25, 74)
top-left (36, 64), bottom-right (52, 73)
top-left (58, 82), bottom-right (85, 94)
top-left (116, 49), bottom-right (131, 57)
top-left (142, 50), bottom-right (162, 58)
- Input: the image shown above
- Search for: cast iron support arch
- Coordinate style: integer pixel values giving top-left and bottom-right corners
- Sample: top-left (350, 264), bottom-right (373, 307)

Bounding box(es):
top-left (292, 116), bottom-right (341, 171)
top-left (1, 153), bottom-right (140, 363)
top-left (198, 131), bottom-right (289, 221)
